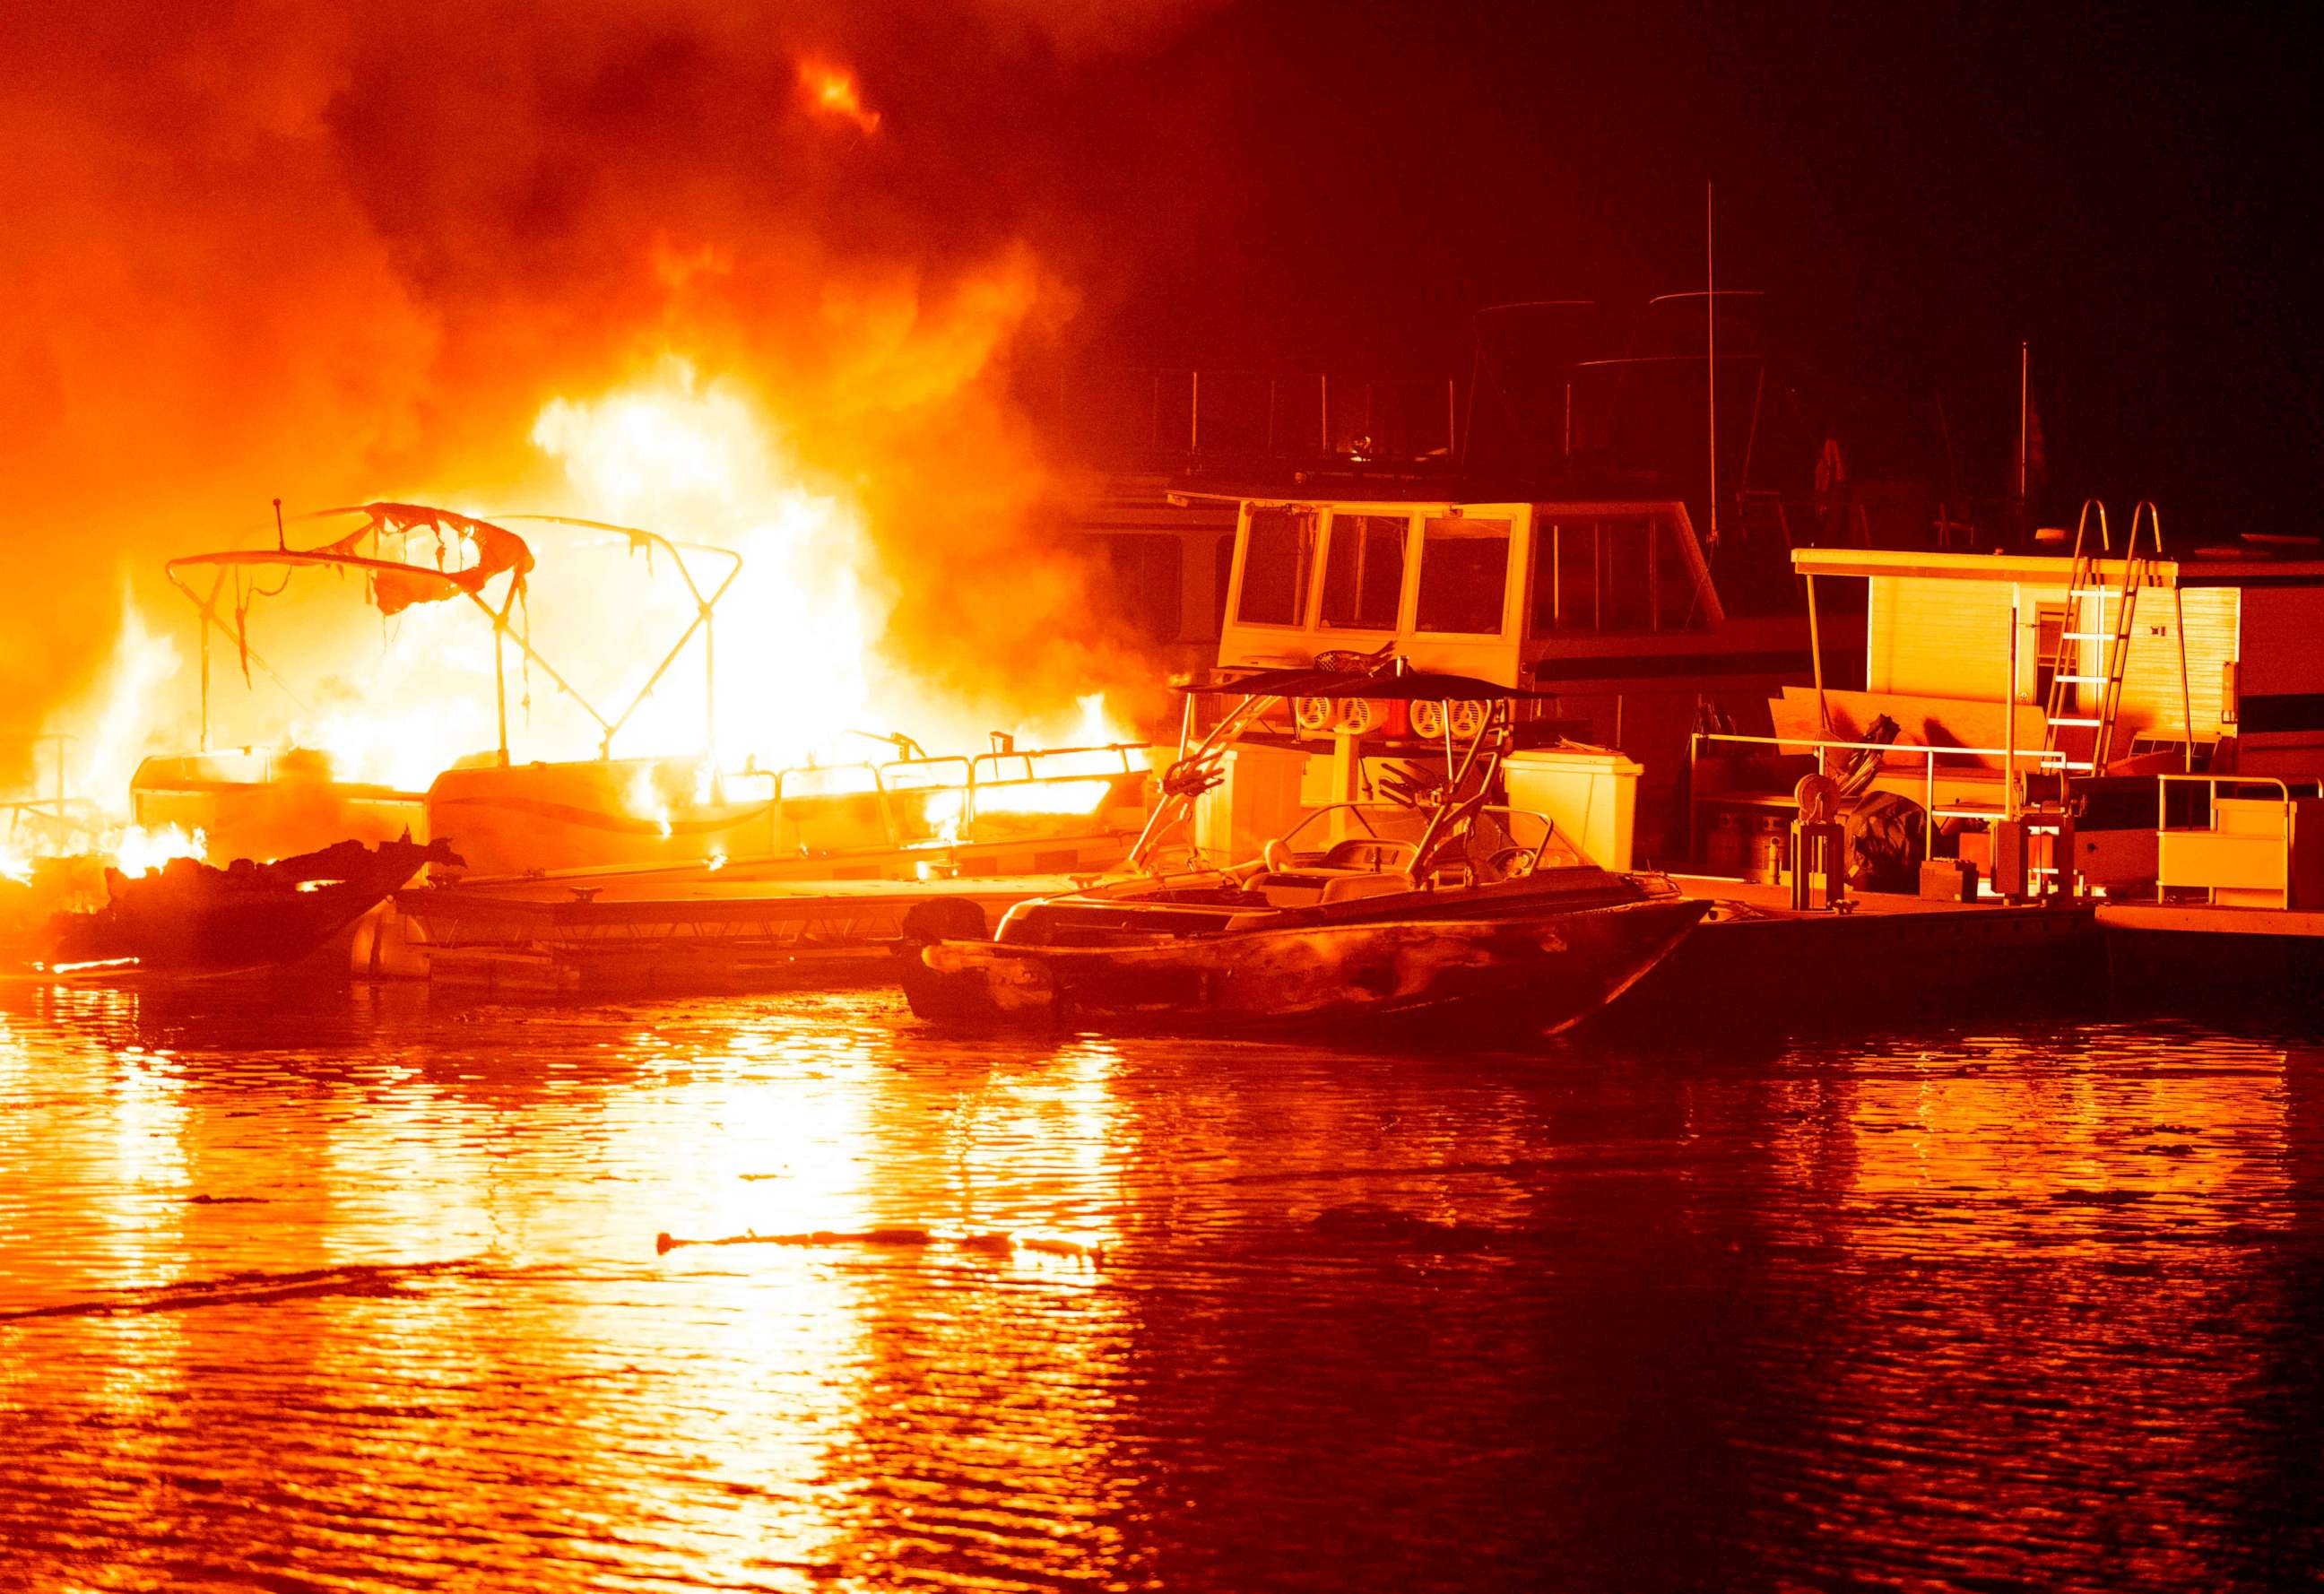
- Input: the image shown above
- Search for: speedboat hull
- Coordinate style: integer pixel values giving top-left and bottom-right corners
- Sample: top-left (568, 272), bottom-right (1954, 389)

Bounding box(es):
top-left (900, 893), bottom-right (1708, 1036)
top-left (36, 838), bottom-right (455, 980)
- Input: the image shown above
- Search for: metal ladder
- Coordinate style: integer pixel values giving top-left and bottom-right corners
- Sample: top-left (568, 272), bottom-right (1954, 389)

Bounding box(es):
top-left (2042, 500), bottom-right (2155, 777)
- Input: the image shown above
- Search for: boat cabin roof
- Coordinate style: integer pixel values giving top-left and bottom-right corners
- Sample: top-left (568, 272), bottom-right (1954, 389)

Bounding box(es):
top-left (1793, 546), bottom-right (2324, 590)
top-left (1212, 495), bottom-right (1723, 686)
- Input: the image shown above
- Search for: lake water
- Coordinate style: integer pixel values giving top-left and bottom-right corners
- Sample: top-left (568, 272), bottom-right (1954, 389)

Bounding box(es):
top-left (3, 981), bottom-right (2320, 1591)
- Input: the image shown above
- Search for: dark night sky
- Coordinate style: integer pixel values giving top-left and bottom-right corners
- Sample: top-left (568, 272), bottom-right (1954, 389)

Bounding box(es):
top-left (1059, 0), bottom-right (2323, 536)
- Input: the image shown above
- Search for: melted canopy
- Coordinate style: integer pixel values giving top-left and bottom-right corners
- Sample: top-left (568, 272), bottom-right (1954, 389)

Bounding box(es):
top-left (315, 501), bottom-right (535, 616)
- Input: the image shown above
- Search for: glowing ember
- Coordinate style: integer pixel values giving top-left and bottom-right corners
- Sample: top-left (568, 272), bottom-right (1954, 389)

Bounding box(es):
top-left (800, 61), bottom-right (881, 135)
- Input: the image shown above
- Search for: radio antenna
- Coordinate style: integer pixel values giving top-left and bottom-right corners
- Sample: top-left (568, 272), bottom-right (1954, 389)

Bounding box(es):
top-left (1705, 182), bottom-right (1718, 553)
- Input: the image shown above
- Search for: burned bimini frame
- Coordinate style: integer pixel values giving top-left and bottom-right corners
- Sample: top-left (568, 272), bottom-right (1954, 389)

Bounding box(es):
top-left (164, 502), bottom-right (743, 769)
top-left (1130, 659), bottom-right (1553, 876)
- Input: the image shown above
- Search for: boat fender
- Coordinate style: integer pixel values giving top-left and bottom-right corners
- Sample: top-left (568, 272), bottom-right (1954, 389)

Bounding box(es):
top-left (899, 897), bottom-right (987, 948)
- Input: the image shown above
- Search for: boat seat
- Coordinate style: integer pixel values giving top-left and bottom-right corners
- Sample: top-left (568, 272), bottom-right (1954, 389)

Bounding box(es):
top-left (1318, 871), bottom-right (1413, 905)
top-left (1317, 837), bottom-right (1420, 873)
top-left (1245, 867), bottom-right (1415, 907)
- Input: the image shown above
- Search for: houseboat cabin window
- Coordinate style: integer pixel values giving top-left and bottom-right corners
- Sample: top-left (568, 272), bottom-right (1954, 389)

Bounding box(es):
top-left (1319, 513), bottom-right (1409, 629)
top-left (2033, 603), bottom-right (2068, 706)
top-left (1414, 516), bottom-right (1510, 634)
top-left (1530, 516), bottom-right (1704, 633)
top-left (1236, 507), bottom-right (1318, 627)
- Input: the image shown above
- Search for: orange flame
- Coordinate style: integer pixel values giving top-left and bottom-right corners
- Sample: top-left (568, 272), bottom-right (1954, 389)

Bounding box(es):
top-left (108, 822), bottom-right (206, 878)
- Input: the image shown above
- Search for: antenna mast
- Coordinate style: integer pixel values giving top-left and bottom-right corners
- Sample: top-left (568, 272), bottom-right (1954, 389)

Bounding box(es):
top-left (2016, 340), bottom-right (2031, 528)
top-left (1706, 182), bottom-right (1718, 550)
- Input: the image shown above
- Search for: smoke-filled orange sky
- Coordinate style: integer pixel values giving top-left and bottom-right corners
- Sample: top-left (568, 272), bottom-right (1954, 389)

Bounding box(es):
top-left (10, 0), bottom-right (2323, 803)
top-left (0, 0), bottom-right (1225, 795)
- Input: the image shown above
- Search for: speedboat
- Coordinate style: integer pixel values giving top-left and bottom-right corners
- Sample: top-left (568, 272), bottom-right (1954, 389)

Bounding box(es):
top-left (897, 663), bottom-right (1708, 1036)
top-left (33, 836), bottom-right (457, 978)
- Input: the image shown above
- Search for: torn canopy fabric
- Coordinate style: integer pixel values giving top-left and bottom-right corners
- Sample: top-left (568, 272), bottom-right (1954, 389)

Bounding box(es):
top-left (316, 502), bottom-right (535, 617)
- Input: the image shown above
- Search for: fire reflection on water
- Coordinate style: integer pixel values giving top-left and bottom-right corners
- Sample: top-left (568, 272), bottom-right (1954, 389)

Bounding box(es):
top-left (0, 993), bottom-right (2319, 1591)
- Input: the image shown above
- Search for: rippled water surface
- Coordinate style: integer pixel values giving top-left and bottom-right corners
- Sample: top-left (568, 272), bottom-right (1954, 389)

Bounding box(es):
top-left (3, 980), bottom-right (2320, 1591)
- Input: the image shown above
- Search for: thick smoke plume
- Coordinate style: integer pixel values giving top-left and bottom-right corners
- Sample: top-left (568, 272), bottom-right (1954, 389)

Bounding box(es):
top-left (0, 0), bottom-right (1219, 801)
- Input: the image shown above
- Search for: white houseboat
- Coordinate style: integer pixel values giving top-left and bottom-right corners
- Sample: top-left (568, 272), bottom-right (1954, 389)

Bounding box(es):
top-left (1688, 505), bottom-right (2324, 924)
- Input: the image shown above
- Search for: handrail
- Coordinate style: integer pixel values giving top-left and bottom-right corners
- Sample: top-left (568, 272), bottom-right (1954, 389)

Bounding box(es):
top-left (1690, 730), bottom-right (2026, 759)
top-left (879, 755), bottom-right (974, 791)
top-left (1688, 728), bottom-right (2044, 865)
top-left (2156, 772), bottom-right (2296, 906)
top-left (2128, 500), bottom-right (2164, 558)
top-left (2156, 773), bottom-right (2292, 830)
top-left (1276, 802), bottom-right (1397, 851)
top-left (2072, 498), bottom-right (2110, 558)
top-left (968, 744), bottom-right (1143, 786)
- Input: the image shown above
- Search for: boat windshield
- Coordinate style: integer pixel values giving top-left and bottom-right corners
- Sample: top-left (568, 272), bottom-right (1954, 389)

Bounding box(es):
top-left (1319, 513), bottom-right (1407, 629)
top-left (1237, 507), bottom-right (1319, 626)
top-left (1414, 515), bottom-right (1509, 634)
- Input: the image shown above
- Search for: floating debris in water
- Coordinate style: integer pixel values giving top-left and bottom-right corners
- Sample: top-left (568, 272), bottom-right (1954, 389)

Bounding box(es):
top-left (654, 1227), bottom-right (1102, 1265)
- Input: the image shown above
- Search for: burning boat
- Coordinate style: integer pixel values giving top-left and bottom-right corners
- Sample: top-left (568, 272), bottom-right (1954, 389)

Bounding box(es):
top-left (24, 836), bottom-right (455, 979)
top-left (117, 500), bottom-right (1162, 983)
top-left (898, 662), bottom-right (1708, 1035)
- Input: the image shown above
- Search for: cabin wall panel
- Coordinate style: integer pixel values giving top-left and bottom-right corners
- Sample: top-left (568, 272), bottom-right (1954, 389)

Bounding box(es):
top-left (2233, 585), bottom-right (2324, 768)
top-left (1868, 574), bottom-right (2234, 743)
top-left (1868, 576), bottom-right (2022, 699)
top-left (2117, 585), bottom-right (2235, 741)
top-left (2237, 588), bottom-right (2324, 695)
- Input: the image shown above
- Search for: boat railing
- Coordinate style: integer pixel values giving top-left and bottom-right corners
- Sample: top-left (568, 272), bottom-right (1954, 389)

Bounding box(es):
top-left (1688, 730), bottom-right (2042, 857)
top-left (969, 743), bottom-right (1146, 786)
top-left (875, 756), bottom-right (976, 846)
top-left (2155, 774), bottom-right (2299, 907)
top-left (1477, 805), bottom-right (1582, 871)
top-left (745, 746), bottom-right (1153, 856)
top-left (2, 797), bottom-right (113, 857)
top-left (1274, 802), bottom-right (1410, 853)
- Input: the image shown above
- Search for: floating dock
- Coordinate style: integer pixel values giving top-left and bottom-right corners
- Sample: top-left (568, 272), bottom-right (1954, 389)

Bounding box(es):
top-left (378, 862), bottom-right (2315, 1020)
top-left (1618, 876), bottom-right (2318, 1031)
top-left (1605, 876), bottom-right (2105, 1031)
top-left (2095, 899), bottom-right (2324, 998)
top-left (383, 873), bottom-right (1073, 996)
